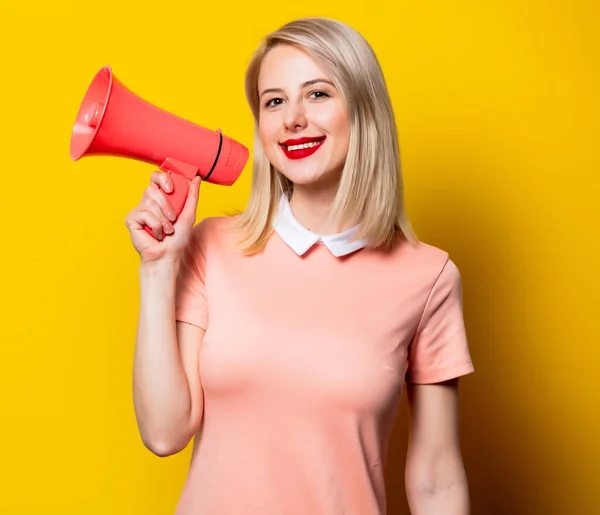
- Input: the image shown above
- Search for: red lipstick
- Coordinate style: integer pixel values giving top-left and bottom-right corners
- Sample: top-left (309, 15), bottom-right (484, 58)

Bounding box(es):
top-left (280, 136), bottom-right (326, 160)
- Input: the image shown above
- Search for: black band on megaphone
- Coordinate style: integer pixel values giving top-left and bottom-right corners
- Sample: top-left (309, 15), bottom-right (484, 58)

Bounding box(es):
top-left (203, 131), bottom-right (223, 182)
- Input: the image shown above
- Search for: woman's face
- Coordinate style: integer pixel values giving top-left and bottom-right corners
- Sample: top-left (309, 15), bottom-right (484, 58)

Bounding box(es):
top-left (257, 44), bottom-right (350, 189)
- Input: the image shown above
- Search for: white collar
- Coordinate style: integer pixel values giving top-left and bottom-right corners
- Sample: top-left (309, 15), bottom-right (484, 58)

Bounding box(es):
top-left (273, 194), bottom-right (369, 257)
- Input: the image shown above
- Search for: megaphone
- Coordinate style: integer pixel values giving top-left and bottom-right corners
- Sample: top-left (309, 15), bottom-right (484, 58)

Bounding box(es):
top-left (69, 65), bottom-right (249, 235)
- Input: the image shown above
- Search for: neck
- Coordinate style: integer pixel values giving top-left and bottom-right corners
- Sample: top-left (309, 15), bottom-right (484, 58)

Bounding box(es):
top-left (289, 181), bottom-right (352, 235)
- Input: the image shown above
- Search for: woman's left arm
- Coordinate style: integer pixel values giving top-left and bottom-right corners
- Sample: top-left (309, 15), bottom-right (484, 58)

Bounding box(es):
top-left (405, 378), bottom-right (470, 515)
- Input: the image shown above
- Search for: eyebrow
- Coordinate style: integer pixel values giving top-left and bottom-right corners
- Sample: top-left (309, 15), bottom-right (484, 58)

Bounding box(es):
top-left (259, 78), bottom-right (335, 98)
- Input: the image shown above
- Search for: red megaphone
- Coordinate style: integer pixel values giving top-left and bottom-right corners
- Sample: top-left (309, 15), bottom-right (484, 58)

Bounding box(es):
top-left (69, 65), bottom-right (249, 235)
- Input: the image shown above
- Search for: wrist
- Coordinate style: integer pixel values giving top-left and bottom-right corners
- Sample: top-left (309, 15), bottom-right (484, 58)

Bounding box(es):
top-left (139, 254), bottom-right (182, 278)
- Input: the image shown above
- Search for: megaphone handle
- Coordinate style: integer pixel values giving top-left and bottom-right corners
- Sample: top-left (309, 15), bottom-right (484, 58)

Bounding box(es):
top-left (143, 158), bottom-right (199, 237)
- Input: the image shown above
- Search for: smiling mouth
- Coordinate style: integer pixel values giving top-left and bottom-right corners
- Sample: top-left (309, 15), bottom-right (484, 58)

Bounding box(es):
top-left (280, 137), bottom-right (326, 151)
top-left (279, 137), bottom-right (326, 160)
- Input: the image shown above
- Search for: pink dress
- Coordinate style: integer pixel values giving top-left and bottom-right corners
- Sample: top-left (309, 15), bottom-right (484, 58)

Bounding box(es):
top-left (173, 213), bottom-right (474, 515)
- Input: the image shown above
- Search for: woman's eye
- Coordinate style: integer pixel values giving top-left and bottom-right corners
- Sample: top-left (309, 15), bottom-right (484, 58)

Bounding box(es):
top-left (265, 98), bottom-right (283, 108)
top-left (310, 90), bottom-right (329, 99)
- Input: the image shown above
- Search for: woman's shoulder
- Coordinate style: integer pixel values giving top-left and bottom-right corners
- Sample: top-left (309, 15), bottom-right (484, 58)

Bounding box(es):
top-left (389, 237), bottom-right (460, 278)
top-left (194, 213), bottom-right (240, 231)
top-left (376, 238), bottom-right (463, 300)
top-left (390, 236), bottom-right (449, 263)
top-left (411, 239), bottom-right (450, 260)
top-left (189, 214), bottom-right (242, 247)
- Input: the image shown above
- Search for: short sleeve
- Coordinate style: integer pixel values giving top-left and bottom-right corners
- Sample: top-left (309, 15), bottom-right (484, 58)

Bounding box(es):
top-left (406, 258), bottom-right (475, 384)
top-left (174, 219), bottom-right (209, 330)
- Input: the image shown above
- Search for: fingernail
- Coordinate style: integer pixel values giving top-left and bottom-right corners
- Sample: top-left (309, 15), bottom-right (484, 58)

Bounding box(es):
top-left (167, 211), bottom-right (176, 222)
top-left (164, 183), bottom-right (172, 193)
top-left (164, 223), bottom-right (174, 234)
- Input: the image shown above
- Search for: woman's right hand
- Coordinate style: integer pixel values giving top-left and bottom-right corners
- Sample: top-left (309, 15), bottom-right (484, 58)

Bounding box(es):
top-left (125, 171), bottom-right (201, 264)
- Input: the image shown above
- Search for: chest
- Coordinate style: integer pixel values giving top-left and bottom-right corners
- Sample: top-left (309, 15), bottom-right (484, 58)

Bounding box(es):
top-left (199, 245), bottom-right (426, 415)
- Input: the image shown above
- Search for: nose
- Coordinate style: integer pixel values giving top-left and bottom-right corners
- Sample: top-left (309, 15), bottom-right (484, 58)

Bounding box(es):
top-left (283, 99), bottom-right (308, 132)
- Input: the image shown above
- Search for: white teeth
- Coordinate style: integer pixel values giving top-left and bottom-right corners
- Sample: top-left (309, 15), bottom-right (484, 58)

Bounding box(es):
top-left (286, 140), bottom-right (323, 151)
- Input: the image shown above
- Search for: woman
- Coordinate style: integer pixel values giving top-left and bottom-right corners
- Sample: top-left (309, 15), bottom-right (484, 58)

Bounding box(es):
top-left (125, 17), bottom-right (475, 515)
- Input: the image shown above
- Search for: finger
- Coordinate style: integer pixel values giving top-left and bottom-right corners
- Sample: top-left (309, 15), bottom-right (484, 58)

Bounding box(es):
top-left (145, 200), bottom-right (174, 236)
top-left (126, 209), bottom-right (164, 240)
top-left (150, 170), bottom-right (173, 193)
top-left (180, 176), bottom-right (201, 219)
top-left (146, 183), bottom-right (177, 222)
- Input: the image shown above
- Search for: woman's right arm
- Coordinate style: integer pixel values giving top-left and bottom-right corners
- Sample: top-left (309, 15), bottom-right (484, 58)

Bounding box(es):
top-left (134, 258), bottom-right (205, 456)
top-left (125, 171), bottom-right (204, 457)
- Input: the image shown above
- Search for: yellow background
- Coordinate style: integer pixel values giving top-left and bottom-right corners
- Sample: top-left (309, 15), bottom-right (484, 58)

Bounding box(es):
top-left (1, 1), bottom-right (598, 513)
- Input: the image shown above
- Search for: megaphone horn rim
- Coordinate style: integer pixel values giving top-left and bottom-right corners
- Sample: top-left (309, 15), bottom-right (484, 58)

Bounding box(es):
top-left (69, 65), bottom-right (114, 161)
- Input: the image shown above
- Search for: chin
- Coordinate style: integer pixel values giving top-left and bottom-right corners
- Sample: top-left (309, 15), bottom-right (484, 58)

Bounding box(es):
top-left (283, 174), bottom-right (324, 186)
top-left (278, 168), bottom-right (341, 188)
top-left (268, 150), bottom-right (345, 188)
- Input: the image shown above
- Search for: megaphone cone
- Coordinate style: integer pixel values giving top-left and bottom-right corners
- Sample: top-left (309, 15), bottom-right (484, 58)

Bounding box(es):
top-left (70, 66), bottom-right (249, 235)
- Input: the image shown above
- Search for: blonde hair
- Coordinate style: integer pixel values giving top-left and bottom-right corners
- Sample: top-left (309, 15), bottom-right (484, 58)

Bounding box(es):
top-left (233, 17), bottom-right (417, 254)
